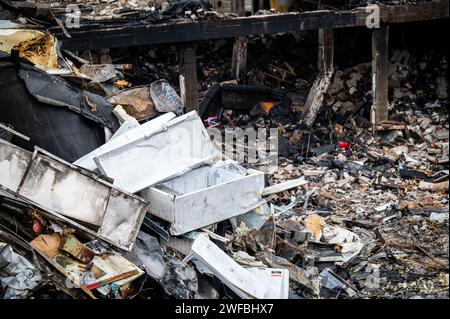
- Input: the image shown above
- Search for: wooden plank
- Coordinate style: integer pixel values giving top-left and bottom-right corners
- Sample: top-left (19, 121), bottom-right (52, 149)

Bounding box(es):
top-left (372, 24), bottom-right (389, 125)
top-left (179, 44), bottom-right (199, 112)
top-left (86, 269), bottom-right (140, 290)
top-left (55, 2), bottom-right (449, 50)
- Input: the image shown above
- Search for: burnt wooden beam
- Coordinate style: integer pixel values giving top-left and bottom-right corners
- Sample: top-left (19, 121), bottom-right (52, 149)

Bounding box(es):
top-left (54, 2), bottom-right (449, 50)
top-left (372, 24), bottom-right (389, 125)
top-left (301, 0), bottom-right (335, 129)
top-left (179, 44), bottom-right (199, 112)
top-left (301, 27), bottom-right (334, 128)
top-left (231, 38), bottom-right (248, 82)
top-left (257, 0), bottom-right (265, 12)
top-left (318, 28), bottom-right (334, 74)
top-left (231, 0), bottom-right (248, 83)
top-left (231, 0), bottom-right (246, 14)
top-left (301, 71), bottom-right (333, 127)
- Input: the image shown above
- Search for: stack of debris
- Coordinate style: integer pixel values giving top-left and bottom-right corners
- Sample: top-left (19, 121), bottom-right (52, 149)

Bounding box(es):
top-left (0, 10), bottom-right (448, 300)
top-left (255, 53), bottom-right (448, 297)
top-left (0, 26), bottom-right (295, 299)
top-left (193, 47), bottom-right (448, 298)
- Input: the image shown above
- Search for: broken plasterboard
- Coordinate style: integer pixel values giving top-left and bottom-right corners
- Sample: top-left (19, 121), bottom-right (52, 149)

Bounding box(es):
top-left (245, 268), bottom-right (289, 299)
top-left (187, 234), bottom-right (274, 299)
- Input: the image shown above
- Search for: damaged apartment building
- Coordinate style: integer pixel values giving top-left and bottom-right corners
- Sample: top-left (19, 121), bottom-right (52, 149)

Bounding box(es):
top-left (0, 0), bottom-right (448, 300)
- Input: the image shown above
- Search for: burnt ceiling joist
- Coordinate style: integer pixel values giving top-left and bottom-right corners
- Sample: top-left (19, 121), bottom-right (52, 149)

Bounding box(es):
top-left (50, 2), bottom-right (449, 50)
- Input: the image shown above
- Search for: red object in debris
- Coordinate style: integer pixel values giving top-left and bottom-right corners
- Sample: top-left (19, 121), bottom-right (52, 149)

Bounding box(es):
top-left (32, 220), bottom-right (42, 234)
top-left (338, 141), bottom-right (352, 150)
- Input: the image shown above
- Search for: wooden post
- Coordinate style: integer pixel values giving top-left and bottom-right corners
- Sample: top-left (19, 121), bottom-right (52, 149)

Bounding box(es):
top-left (372, 24), bottom-right (389, 125)
top-left (317, 1), bottom-right (334, 74)
top-left (318, 28), bottom-right (334, 74)
top-left (231, 0), bottom-right (248, 83)
top-left (300, 27), bottom-right (334, 127)
top-left (231, 0), bottom-right (245, 13)
top-left (255, 0), bottom-right (263, 12)
top-left (179, 44), bottom-right (199, 112)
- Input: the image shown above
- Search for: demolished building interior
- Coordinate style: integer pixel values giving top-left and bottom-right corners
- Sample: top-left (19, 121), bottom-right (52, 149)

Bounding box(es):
top-left (0, 0), bottom-right (448, 300)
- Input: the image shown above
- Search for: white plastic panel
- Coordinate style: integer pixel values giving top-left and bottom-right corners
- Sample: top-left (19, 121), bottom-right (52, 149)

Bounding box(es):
top-left (74, 112), bottom-right (176, 171)
top-left (95, 111), bottom-right (221, 193)
top-left (141, 161), bottom-right (265, 235)
top-left (191, 235), bottom-right (272, 299)
top-left (159, 165), bottom-right (244, 195)
top-left (0, 139), bottom-right (32, 191)
top-left (170, 171), bottom-right (264, 235)
top-left (98, 189), bottom-right (148, 251)
top-left (19, 154), bottom-right (110, 226)
top-left (0, 140), bottom-right (149, 251)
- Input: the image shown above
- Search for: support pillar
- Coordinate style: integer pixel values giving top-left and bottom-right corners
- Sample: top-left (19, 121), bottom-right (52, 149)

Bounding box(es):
top-left (179, 44), bottom-right (199, 112)
top-left (372, 24), bottom-right (389, 125)
top-left (231, 0), bottom-right (248, 83)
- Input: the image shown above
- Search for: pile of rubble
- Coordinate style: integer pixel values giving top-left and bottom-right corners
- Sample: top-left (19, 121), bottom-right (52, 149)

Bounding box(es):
top-left (0, 11), bottom-right (448, 300)
top-left (0, 27), bottom-right (297, 299)
top-left (191, 42), bottom-right (449, 298)
top-left (263, 93), bottom-right (449, 296)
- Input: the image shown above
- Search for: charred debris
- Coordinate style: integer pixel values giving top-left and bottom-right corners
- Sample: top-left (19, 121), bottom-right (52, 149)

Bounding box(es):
top-left (0, 0), bottom-right (448, 300)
